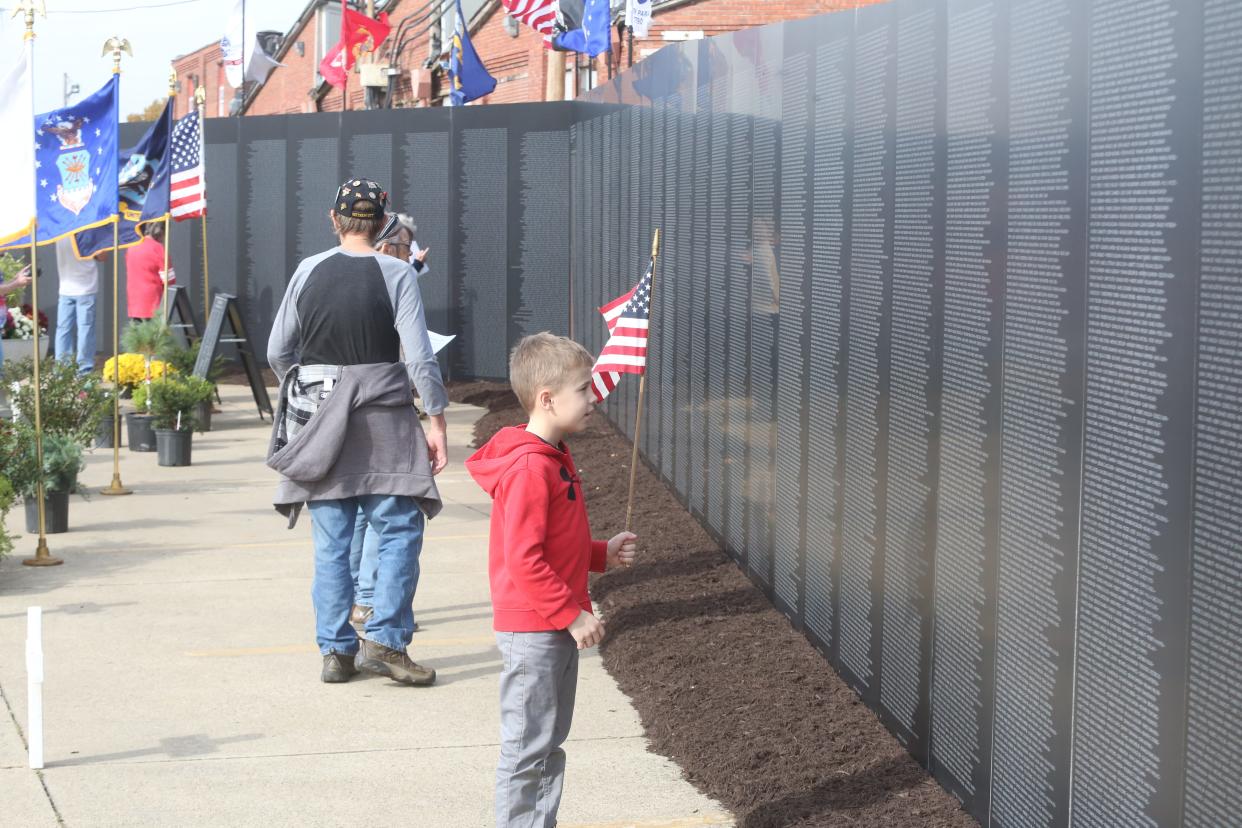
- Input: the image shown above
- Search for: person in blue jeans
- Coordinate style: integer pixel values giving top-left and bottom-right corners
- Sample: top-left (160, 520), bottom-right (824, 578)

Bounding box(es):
top-left (347, 211), bottom-right (434, 637)
top-left (53, 237), bottom-right (103, 376)
top-left (266, 178), bottom-right (449, 686)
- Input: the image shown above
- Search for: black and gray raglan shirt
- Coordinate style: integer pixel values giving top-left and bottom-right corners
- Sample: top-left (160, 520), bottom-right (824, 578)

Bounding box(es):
top-left (266, 248), bottom-right (449, 415)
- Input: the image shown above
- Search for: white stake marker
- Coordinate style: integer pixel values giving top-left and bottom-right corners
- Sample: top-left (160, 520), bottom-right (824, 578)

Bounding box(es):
top-left (26, 606), bottom-right (43, 769)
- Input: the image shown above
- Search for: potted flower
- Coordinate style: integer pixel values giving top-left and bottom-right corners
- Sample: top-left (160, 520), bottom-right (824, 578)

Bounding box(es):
top-left (148, 375), bottom-right (213, 467)
top-left (2, 303), bottom-right (50, 365)
top-left (0, 422), bottom-right (84, 534)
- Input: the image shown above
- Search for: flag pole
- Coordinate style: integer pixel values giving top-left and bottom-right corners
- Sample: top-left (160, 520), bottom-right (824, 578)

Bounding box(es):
top-left (623, 228), bottom-right (659, 534)
top-left (195, 85), bottom-right (209, 315)
top-left (18, 2), bottom-right (60, 566)
top-left (100, 36), bottom-right (132, 497)
top-left (160, 69), bottom-right (175, 321)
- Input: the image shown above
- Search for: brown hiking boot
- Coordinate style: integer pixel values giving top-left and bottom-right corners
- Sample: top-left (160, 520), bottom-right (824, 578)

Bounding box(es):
top-left (321, 651), bottom-right (358, 684)
top-left (356, 639), bottom-right (436, 686)
top-left (349, 604), bottom-right (373, 638)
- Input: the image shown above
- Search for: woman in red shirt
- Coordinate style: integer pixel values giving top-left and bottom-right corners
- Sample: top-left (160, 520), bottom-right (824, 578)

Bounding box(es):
top-left (125, 222), bottom-right (174, 321)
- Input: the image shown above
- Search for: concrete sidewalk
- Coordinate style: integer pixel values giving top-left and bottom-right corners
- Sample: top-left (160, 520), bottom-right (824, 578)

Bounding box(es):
top-left (0, 386), bottom-right (730, 828)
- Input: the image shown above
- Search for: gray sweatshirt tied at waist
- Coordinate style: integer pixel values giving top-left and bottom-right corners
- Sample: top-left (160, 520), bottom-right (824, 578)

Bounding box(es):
top-left (266, 362), bottom-right (442, 528)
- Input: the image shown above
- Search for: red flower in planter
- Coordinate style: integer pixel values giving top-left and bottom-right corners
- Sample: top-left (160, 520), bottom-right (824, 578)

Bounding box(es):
top-left (19, 304), bottom-right (49, 334)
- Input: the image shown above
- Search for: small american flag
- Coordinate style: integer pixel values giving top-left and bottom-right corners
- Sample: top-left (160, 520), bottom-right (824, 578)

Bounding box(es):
top-left (592, 260), bottom-right (653, 402)
top-left (501, 0), bottom-right (556, 43)
top-left (169, 110), bottom-right (205, 220)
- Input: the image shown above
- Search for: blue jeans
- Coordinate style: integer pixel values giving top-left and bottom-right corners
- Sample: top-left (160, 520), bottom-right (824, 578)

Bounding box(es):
top-left (349, 506), bottom-right (380, 607)
top-left (54, 293), bottom-right (97, 375)
top-left (308, 495), bottom-right (424, 654)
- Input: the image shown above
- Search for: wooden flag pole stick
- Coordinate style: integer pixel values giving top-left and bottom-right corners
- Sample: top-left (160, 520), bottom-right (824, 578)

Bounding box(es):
top-left (160, 69), bottom-right (175, 320)
top-left (100, 216), bottom-right (130, 496)
top-left (624, 228), bottom-right (660, 535)
top-left (195, 85), bottom-right (209, 315)
top-left (160, 214), bottom-right (170, 320)
top-left (101, 37), bottom-right (131, 496)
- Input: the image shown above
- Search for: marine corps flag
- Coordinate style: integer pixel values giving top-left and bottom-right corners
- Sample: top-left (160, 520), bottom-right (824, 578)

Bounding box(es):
top-left (319, 0), bottom-right (391, 90)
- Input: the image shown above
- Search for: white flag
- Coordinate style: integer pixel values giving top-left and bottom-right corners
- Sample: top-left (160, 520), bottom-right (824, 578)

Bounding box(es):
top-left (625, 0), bottom-right (651, 37)
top-left (0, 47), bottom-right (35, 245)
top-left (222, 0), bottom-right (283, 88)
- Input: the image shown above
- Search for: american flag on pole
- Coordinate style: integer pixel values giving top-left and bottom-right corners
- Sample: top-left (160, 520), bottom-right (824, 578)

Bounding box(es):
top-left (501, 0), bottom-right (556, 44)
top-left (169, 110), bottom-right (206, 220)
top-left (591, 260), bottom-right (653, 402)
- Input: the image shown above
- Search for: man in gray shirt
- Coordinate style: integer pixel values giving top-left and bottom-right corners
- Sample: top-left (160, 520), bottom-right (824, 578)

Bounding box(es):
top-left (267, 178), bottom-right (448, 686)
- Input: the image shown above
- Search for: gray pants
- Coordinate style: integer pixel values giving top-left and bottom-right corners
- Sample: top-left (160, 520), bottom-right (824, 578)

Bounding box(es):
top-left (495, 631), bottom-right (580, 828)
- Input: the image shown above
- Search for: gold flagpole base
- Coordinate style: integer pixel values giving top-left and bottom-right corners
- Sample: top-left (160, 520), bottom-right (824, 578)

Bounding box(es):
top-left (99, 474), bottom-right (132, 496)
top-left (23, 538), bottom-right (63, 567)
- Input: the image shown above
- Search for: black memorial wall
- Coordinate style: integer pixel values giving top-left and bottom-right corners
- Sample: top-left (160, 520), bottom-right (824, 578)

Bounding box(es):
top-left (96, 1), bottom-right (1240, 822)
top-left (114, 103), bottom-right (575, 380)
top-left (577, 1), bottom-right (1242, 826)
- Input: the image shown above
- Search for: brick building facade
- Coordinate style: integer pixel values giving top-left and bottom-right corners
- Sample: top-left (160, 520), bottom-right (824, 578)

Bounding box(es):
top-left (171, 0), bottom-right (879, 118)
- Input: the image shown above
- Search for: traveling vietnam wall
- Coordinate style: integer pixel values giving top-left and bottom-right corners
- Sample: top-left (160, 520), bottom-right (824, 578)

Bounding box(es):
top-left (575, 0), bottom-right (1242, 826)
top-left (110, 103), bottom-right (575, 380)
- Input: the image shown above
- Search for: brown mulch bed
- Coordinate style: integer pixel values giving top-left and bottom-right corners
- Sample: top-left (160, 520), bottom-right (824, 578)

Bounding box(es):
top-left (448, 382), bottom-right (976, 828)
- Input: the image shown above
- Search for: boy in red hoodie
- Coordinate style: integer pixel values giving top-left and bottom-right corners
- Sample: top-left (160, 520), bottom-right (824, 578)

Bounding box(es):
top-left (466, 332), bottom-right (638, 828)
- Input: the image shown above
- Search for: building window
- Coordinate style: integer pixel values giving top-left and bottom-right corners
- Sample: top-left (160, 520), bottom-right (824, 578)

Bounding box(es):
top-left (317, 2), bottom-right (343, 82)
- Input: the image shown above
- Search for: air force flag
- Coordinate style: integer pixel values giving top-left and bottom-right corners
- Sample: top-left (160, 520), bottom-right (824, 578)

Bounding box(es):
top-left (33, 75), bottom-right (119, 245)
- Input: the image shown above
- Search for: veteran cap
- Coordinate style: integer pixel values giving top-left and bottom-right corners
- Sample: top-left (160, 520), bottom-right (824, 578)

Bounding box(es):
top-left (334, 178), bottom-right (388, 219)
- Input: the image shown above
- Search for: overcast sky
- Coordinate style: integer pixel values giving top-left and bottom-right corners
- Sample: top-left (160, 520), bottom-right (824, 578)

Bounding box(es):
top-left (0, 0), bottom-right (311, 117)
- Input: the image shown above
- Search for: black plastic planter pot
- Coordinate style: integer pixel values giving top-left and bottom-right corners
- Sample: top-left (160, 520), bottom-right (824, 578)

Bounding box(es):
top-left (24, 491), bottom-right (70, 534)
top-left (96, 412), bottom-right (120, 448)
top-left (155, 428), bottom-right (193, 467)
top-left (196, 399), bottom-right (213, 432)
top-left (126, 413), bottom-right (157, 452)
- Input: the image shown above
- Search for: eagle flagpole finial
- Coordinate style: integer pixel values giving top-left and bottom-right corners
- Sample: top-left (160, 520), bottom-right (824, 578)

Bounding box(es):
top-left (12, 1), bottom-right (46, 39)
top-left (102, 36), bottom-right (132, 74)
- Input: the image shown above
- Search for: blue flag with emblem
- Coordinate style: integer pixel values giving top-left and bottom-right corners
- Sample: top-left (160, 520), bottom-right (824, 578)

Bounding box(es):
top-left (32, 75), bottom-right (119, 245)
top-left (448, 0), bottom-right (496, 106)
top-left (553, 0), bottom-right (610, 57)
top-left (72, 96), bottom-right (173, 257)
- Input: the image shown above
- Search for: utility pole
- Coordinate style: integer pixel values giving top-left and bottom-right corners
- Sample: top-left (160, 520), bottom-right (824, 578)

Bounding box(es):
top-left (546, 50), bottom-right (565, 101)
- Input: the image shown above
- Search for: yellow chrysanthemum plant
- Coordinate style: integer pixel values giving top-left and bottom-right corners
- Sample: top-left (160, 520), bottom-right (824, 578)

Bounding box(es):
top-left (103, 353), bottom-right (172, 387)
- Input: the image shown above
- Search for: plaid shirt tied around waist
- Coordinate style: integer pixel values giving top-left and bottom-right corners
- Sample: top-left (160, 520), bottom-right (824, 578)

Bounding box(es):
top-left (273, 364), bottom-right (342, 452)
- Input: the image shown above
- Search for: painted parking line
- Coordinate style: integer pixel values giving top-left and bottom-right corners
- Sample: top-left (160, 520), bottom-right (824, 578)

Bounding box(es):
top-left (185, 636), bottom-right (497, 657)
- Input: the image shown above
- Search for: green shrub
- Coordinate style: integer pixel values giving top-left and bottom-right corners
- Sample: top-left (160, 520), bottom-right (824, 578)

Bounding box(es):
top-left (148, 376), bottom-right (214, 432)
top-left (121, 319), bottom-right (173, 359)
top-left (1, 357), bottom-right (112, 448)
top-left (0, 423), bottom-right (85, 497)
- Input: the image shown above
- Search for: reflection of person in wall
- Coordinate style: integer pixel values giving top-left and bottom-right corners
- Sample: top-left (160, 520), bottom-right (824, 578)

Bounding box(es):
top-left (750, 215), bottom-right (780, 315)
top-left (124, 222), bottom-right (175, 323)
top-left (266, 178), bottom-right (449, 687)
top-left (347, 210), bottom-right (434, 641)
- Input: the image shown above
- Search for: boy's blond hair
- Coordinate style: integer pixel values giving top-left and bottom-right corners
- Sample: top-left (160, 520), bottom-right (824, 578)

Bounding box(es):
top-left (509, 332), bottom-right (594, 412)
